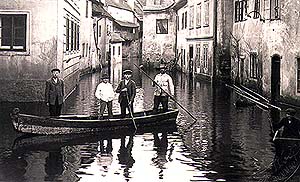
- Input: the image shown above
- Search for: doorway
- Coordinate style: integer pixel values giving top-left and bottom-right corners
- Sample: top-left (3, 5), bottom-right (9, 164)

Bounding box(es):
top-left (271, 54), bottom-right (281, 104)
top-left (189, 45), bottom-right (194, 78)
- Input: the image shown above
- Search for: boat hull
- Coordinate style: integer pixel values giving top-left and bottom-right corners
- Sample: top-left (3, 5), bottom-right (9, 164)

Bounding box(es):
top-left (11, 109), bottom-right (179, 135)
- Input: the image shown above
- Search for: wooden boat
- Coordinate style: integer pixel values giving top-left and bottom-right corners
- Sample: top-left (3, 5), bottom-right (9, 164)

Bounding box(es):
top-left (254, 132), bottom-right (300, 182)
top-left (10, 108), bottom-right (179, 135)
top-left (12, 122), bottom-right (178, 151)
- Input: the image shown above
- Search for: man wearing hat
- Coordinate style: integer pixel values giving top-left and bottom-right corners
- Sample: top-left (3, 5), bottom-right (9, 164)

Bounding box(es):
top-left (45, 68), bottom-right (64, 116)
top-left (95, 74), bottom-right (114, 119)
top-left (275, 108), bottom-right (300, 138)
top-left (153, 64), bottom-right (174, 113)
top-left (116, 69), bottom-right (136, 118)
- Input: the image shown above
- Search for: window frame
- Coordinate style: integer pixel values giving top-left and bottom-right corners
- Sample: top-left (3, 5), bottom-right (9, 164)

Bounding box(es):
top-left (0, 12), bottom-right (29, 53)
top-left (156, 19), bottom-right (168, 34)
top-left (249, 52), bottom-right (258, 79)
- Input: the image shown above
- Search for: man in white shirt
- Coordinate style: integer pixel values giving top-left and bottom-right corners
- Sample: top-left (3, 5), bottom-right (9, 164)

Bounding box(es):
top-left (153, 64), bottom-right (174, 113)
top-left (95, 74), bottom-right (115, 119)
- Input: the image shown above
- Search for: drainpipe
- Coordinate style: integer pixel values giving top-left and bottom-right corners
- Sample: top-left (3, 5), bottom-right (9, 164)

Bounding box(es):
top-left (212, 0), bottom-right (218, 84)
top-left (93, 16), bottom-right (103, 71)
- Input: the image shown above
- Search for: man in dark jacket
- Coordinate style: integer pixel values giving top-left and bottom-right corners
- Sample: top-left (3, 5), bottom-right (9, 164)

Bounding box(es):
top-left (45, 68), bottom-right (64, 116)
top-left (116, 69), bottom-right (136, 118)
top-left (275, 108), bottom-right (300, 138)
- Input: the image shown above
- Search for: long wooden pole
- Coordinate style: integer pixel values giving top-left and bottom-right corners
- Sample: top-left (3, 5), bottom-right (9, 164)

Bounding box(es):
top-left (126, 92), bottom-right (137, 130)
top-left (133, 63), bottom-right (197, 121)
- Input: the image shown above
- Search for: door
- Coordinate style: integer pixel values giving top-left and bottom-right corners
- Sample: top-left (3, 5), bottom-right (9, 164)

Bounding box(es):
top-left (271, 54), bottom-right (281, 104)
top-left (189, 45), bottom-right (194, 77)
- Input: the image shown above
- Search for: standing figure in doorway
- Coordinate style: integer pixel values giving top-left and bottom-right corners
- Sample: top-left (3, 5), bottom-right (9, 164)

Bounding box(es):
top-left (153, 64), bottom-right (174, 113)
top-left (95, 74), bottom-right (115, 119)
top-left (45, 68), bottom-right (64, 117)
top-left (116, 69), bottom-right (136, 118)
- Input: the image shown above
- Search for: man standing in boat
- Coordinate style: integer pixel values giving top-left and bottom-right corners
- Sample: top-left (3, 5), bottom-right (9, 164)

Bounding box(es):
top-left (116, 69), bottom-right (136, 118)
top-left (45, 68), bottom-right (64, 117)
top-left (95, 74), bottom-right (115, 119)
top-left (275, 108), bottom-right (300, 138)
top-left (153, 64), bottom-right (174, 113)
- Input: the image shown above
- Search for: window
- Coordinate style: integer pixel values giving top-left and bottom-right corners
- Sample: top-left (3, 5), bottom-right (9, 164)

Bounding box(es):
top-left (112, 46), bottom-right (115, 56)
top-left (249, 52), bottom-right (258, 78)
top-left (196, 3), bottom-right (201, 28)
top-left (297, 58), bottom-right (300, 93)
top-left (270, 0), bottom-right (280, 20)
top-left (82, 43), bottom-right (85, 57)
top-left (202, 44), bottom-right (208, 71)
top-left (177, 15), bottom-right (179, 31)
top-left (189, 6), bottom-right (194, 29)
top-left (196, 44), bottom-right (201, 73)
top-left (184, 11), bottom-right (187, 29)
top-left (156, 19), bottom-right (168, 34)
top-left (98, 25), bottom-right (101, 37)
top-left (118, 46), bottom-right (120, 56)
top-left (181, 13), bottom-right (184, 30)
top-left (234, 0), bottom-right (247, 22)
top-left (203, 1), bottom-right (209, 26)
top-left (86, 0), bottom-right (88, 18)
top-left (0, 14), bottom-right (27, 51)
top-left (65, 17), bottom-right (80, 52)
top-left (253, 0), bottom-right (260, 19)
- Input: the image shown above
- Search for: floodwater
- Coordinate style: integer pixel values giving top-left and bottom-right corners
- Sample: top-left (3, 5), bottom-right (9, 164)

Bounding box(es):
top-left (0, 69), bottom-right (287, 182)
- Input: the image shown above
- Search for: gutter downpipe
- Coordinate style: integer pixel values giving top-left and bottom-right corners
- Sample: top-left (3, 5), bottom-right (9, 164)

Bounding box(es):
top-left (212, 0), bottom-right (218, 85)
top-left (174, 1), bottom-right (178, 67)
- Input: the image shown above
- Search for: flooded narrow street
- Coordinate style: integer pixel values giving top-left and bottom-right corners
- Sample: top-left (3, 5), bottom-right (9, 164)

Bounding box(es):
top-left (0, 70), bottom-right (279, 182)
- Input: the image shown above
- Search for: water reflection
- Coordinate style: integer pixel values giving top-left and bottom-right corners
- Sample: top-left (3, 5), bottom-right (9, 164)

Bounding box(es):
top-left (118, 135), bottom-right (135, 179)
top-left (45, 149), bottom-right (63, 181)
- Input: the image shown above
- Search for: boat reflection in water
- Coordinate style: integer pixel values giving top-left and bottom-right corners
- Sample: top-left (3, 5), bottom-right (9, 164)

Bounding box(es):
top-left (11, 122), bottom-right (177, 181)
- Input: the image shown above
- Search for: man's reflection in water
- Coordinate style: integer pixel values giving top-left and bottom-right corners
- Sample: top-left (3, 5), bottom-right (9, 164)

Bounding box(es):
top-left (152, 132), bottom-right (174, 179)
top-left (117, 135), bottom-right (135, 179)
top-left (97, 139), bottom-right (113, 175)
top-left (44, 148), bottom-right (63, 181)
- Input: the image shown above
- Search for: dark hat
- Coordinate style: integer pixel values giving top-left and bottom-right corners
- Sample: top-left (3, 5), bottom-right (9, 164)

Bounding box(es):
top-left (286, 108), bottom-right (296, 115)
top-left (123, 69), bottom-right (133, 74)
top-left (101, 74), bottom-right (109, 79)
top-left (51, 68), bottom-right (60, 73)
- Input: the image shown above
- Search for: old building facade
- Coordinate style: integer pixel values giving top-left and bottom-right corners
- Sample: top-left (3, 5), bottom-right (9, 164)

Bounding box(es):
top-left (142, 0), bottom-right (177, 67)
top-left (175, 0), bottom-right (215, 80)
top-left (218, 0), bottom-right (300, 104)
top-left (0, 0), bottom-right (82, 101)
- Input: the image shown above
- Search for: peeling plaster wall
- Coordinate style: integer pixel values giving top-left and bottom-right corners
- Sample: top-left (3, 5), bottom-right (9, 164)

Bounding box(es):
top-left (232, 0), bottom-right (300, 102)
top-left (142, 10), bottom-right (176, 65)
top-left (0, 0), bottom-right (59, 102)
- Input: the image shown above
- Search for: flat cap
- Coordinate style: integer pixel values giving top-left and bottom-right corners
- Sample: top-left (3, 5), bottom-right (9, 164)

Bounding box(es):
top-left (123, 69), bottom-right (133, 74)
top-left (51, 68), bottom-right (60, 73)
top-left (101, 74), bottom-right (109, 79)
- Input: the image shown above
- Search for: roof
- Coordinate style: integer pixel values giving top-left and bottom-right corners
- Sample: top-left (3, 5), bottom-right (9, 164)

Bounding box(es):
top-left (134, 3), bottom-right (143, 20)
top-left (172, 0), bottom-right (187, 11)
top-left (92, 2), bottom-right (114, 20)
top-left (115, 19), bottom-right (139, 28)
top-left (111, 32), bottom-right (125, 43)
top-left (106, 0), bottom-right (133, 12)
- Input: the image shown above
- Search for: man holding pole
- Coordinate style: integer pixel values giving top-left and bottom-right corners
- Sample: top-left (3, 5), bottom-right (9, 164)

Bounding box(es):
top-left (153, 64), bottom-right (174, 113)
top-left (116, 69), bottom-right (136, 118)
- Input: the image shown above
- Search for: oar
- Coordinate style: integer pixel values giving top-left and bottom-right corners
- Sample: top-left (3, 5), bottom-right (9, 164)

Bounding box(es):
top-left (126, 92), bottom-right (137, 130)
top-left (133, 63), bottom-right (197, 121)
